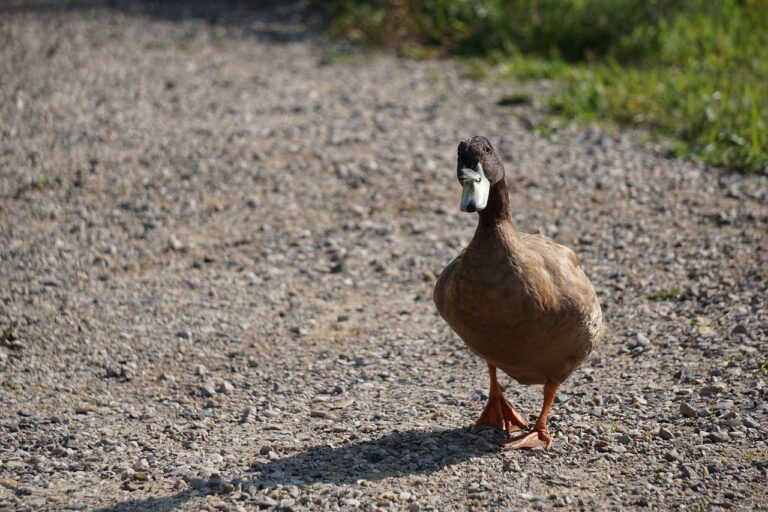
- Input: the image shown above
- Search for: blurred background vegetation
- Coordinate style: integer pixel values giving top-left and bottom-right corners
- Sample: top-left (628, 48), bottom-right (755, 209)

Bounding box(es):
top-left (317, 0), bottom-right (767, 174)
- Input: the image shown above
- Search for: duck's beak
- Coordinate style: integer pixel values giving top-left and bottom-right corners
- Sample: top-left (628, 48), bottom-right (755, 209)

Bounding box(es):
top-left (459, 163), bottom-right (490, 213)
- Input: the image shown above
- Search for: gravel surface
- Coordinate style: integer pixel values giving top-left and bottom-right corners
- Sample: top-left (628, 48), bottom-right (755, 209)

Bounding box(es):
top-left (1, 2), bottom-right (767, 511)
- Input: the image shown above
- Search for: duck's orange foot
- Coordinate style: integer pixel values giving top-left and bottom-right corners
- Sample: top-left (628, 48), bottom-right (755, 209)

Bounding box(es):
top-left (472, 394), bottom-right (528, 434)
top-left (499, 429), bottom-right (552, 450)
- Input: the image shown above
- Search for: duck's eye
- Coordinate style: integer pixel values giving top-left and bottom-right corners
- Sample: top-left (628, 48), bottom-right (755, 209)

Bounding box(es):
top-left (475, 178), bottom-right (481, 184)
top-left (484, 146), bottom-right (491, 154)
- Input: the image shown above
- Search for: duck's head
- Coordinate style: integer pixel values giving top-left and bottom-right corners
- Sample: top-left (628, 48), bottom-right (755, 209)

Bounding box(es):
top-left (456, 136), bottom-right (504, 213)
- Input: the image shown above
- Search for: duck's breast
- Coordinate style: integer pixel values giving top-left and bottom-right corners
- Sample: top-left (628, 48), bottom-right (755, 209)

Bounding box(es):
top-left (434, 236), bottom-right (601, 385)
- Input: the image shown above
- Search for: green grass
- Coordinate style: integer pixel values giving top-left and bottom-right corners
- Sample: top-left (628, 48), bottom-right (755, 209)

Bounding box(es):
top-left (647, 286), bottom-right (689, 302)
top-left (319, 0), bottom-right (768, 174)
top-left (33, 175), bottom-right (51, 189)
top-left (318, 47), bottom-right (370, 66)
top-left (0, 322), bottom-right (17, 343)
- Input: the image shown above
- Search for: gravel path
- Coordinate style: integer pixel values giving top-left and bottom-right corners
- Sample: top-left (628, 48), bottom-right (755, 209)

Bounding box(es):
top-left (1, 2), bottom-right (767, 511)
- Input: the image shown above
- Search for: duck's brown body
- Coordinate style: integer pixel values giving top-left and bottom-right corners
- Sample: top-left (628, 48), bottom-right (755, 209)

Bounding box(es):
top-left (434, 221), bottom-right (602, 386)
top-left (433, 136), bottom-right (603, 450)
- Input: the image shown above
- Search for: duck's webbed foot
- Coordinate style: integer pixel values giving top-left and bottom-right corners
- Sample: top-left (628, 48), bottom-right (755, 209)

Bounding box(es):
top-left (472, 364), bottom-right (528, 433)
top-left (498, 379), bottom-right (559, 451)
top-left (472, 392), bottom-right (528, 433)
top-left (499, 428), bottom-right (552, 450)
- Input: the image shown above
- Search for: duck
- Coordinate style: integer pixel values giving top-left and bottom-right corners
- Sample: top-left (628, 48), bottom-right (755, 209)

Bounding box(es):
top-left (433, 136), bottom-right (603, 450)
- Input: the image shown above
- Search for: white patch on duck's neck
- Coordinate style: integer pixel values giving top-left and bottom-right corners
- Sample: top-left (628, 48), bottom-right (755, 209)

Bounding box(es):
top-left (459, 163), bottom-right (490, 212)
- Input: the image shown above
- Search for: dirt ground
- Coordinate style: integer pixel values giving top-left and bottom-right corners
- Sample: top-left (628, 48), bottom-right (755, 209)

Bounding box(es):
top-left (1, 1), bottom-right (766, 511)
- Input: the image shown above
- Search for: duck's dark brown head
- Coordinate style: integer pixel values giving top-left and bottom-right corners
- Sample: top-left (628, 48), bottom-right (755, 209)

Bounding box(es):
top-left (456, 136), bottom-right (504, 213)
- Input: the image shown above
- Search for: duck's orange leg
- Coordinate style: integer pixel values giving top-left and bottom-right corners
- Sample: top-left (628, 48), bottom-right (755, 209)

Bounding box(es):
top-left (472, 364), bottom-right (528, 433)
top-left (500, 379), bottom-right (559, 450)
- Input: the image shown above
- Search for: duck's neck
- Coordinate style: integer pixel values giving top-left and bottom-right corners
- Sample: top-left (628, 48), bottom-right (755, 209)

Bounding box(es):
top-left (478, 177), bottom-right (517, 231)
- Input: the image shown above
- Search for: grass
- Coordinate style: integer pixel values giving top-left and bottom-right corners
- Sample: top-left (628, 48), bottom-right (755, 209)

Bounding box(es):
top-left (33, 175), bottom-right (51, 189)
top-left (0, 322), bottom-right (17, 343)
top-left (318, 0), bottom-right (768, 174)
top-left (647, 286), bottom-right (689, 302)
top-left (318, 48), bottom-right (368, 66)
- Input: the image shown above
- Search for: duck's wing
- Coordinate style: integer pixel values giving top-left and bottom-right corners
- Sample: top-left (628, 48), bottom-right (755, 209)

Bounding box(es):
top-left (433, 251), bottom-right (464, 321)
top-left (518, 233), bottom-right (602, 338)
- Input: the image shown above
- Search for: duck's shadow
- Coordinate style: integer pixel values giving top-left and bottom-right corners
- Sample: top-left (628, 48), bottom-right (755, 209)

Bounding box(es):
top-left (96, 428), bottom-right (499, 512)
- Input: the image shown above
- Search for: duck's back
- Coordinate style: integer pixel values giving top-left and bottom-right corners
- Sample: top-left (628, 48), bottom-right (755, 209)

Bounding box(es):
top-left (434, 228), bottom-right (602, 385)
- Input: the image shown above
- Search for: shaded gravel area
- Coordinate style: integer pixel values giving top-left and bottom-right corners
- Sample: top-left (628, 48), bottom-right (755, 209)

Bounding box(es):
top-left (1, 1), bottom-right (767, 510)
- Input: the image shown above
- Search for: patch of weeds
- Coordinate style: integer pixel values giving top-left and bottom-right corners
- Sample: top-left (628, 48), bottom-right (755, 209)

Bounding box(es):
top-left (426, 69), bottom-right (442, 84)
top-left (400, 44), bottom-right (441, 60)
top-left (760, 358), bottom-right (768, 374)
top-left (318, 48), bottom-right (366, 66)
top-left (534, 116), bottom-right (565, 139)
top-left (496, 55), bottom-right (569, 81)
top-left (546, 58), bottom-right (768, 173)
top-left (1, 322), bottom-right (17, 343)
top-left (33, 175), bottom-right (51, 189)
top-left (686, 316), bottom-right (711, 326)
top-left (647, 286), bottom-right (689, 302)
top-left (462, 58), bottom-right (488, 80)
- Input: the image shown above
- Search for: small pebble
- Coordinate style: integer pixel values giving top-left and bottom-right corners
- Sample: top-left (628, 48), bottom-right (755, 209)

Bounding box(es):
top-left (742, 416), bottom-right (760, 429)
top-left (216, 380), bottom-right (234, 394)
top-left (680, 403), bottom-right (697, 418)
